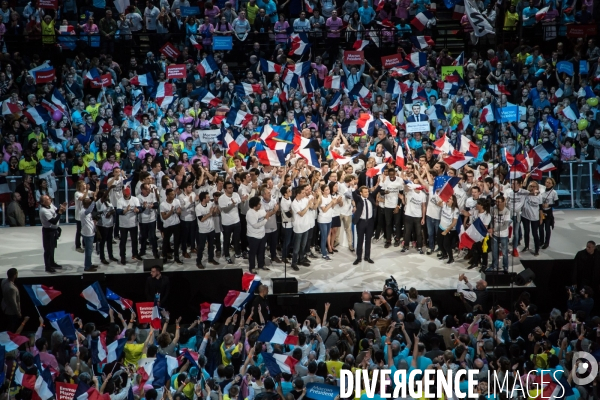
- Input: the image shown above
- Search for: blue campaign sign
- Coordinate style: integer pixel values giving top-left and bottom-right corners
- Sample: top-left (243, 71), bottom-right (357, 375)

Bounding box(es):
top-left (580, 60), bottom-right (589, 74)
top-left (306, 383), bottom-right (339, 400)
top-left (498, 106), bottom-right (519, 123)
top-left (180, 6), bottom-right (199, 16)
top-left (556, 61), bottom-right (574, 76)
top-left (213, 36), bottom-right (233, 50)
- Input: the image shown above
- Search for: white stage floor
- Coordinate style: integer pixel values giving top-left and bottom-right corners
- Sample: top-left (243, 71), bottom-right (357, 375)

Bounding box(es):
top-left (0, 210), bottom-right (597, 293)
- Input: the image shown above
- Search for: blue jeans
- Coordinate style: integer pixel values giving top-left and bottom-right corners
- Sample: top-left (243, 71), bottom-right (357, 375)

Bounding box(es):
top-left (83, 235), bottom-right (94, 270)
top-left (282, 226), bottom-right (293, 259)
top-left (426, 216), bottom-right (440, 251)
top-left (511, 214), bottom-right (521, 248)
top-left (491, 235), bottom-right (509, 270)
top-left (318, 222), bottom-right (331, 256)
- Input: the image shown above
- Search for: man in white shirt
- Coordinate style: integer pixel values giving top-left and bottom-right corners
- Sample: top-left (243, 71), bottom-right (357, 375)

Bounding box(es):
top-left (39, 196), bottom-right (66, 273)
top-left (117, 187), bottom-right (142, 265)
top-left (195, 192), bottom-right (219, 269)
top-left (379, 169), bottom-right (404, 248)
top-left (402, 183), bottom-right (427, 254)
top-left (178, 181), bottom-right (197, 259)
top-left (137, 183), bottom-right (160, 259)
top-left (238, 172), bottom-right (257, 258)
top-left (503, 179), bottom-right (529, 257)
top-left (144, 1), bottom-right (160, 32)
top-left (246, 196), bottom-right (278, 272)
top-left (488, 195), bottom-right (512, 273)
top-left (280, 186), bottom-right (294, 261)
top-left (291, 186), bottom-right (314, 271)
top-left (218, 182), bottom-right (243, 264)
top-left (261, 187), bottom-right (282, 264)
top-left (160, 188), bottom-right (184, 265)
top-left (108, 167), bottom-right (125, 239)
top-left (79, 198), bottom-right (98, 272)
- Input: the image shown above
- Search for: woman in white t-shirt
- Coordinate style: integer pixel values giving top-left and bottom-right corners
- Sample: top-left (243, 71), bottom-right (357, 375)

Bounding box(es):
top-left (317, 184), bottom-right (335, 260)
top-left (437, 195), bottom-right (459, 264)
top-left (327, 181), bottom-right (343, 255)
top-left (469, 198), bottom-right (492, 271)
top-left (539, 177), bottom-right (559, 250)
top-left (521, 181), bottom-right (542, 255)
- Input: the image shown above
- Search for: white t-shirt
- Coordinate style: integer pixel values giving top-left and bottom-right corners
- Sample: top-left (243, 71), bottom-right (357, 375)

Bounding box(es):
top-left (281, 197), bottom-right (293, 226)
top-left (540, 189), bottom-right (558, 209)
top-left (246, 208), bottom-right (268, 239)
top-left (144, 6), bottom-right (160, 30)
top-left (195, 202), bottom-right (215, 233)
top-left (292, 197), bottom-right (311, 233)
top-left (40, 204), bottom-right (60, 229)
top-left (317, 195), bottom-right (333, 224)
top-left (117, 197), bottom-right (141, 228)
top-left (74, 190), bottom-right (93, 221)
top-left (504, 188), bottom-right (529, 213)
top-left (79, 204), bottom-right (96, 237)
top-left (160, 199), bottom-right (181, 228)
top-left (96, 201), bottom-right (114, 227)
top-left (405, 190), bottom-right (427, 218)
top-left (138, 192), bottom-right (158, 223)
top-left (307, 194), bottom-right (317, 228)
top-left (425, 188), bottom-right (442, 219)
top-left (210, 154), bottom-right (224, 171)
top-left (439, 204), bottom-right (459, 231)
top-left (381, 178), bottom-right (403, 209)
top-left (126, 12), bottom-right (143, 31)
top-left (261, 197), bottom-right (278, 233)
top-left (109, 176), bottom-right (125, 207)
top-left (178, 192), bottom-right (197, 221)
top-left (522, 194), bottom-right (541, 221)
top-left (218, 193), bottom-right (241, 226)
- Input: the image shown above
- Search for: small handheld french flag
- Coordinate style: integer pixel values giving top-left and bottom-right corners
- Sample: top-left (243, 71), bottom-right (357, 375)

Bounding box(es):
top-left (24, 285), bottom-right (61, 306)
top-left (257, 321), bottom-right (299, 345)
top-left (80, 282), bottom-right (110, 318)
top-left (459, 218), bottom-right (489, 249)
top-left (105, 288), bottom-right (134, 311)
top-left (223, 290), bottom-right (251, 310)
top-left (262, 352), bottom-right (298, 375)
top-left (200, 302), bottom-right (222, 322)
top-left (46, 311), bottom-right (77, 341)
top-left (242, 272), bottom-right (261, 293)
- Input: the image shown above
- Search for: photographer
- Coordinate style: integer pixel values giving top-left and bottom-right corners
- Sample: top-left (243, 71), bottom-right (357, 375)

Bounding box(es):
top-left (567, 286), bottom-right (594, 319)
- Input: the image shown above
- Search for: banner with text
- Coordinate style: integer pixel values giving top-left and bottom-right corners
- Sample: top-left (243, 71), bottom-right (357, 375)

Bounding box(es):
top-left (180, 6), bottom-right (200, 16)
top-left (441, 66), bottom-right (464, 80)
top-left (160, 42), bottom-right (181, 60)
top-left (567, 24), bottom-right (597, 38)
top-left (381, 54), bottom-right (402, 69)
top-left (167, 64), bottom-right (187, 79)
top-left (136, 302), bottom-right (154, 323)
top-left (305, 383), bottom-right (340, 400)
top-left (199, 129), bottom-right (221, 143)
top-left (39, 0), bottom-right (58, 9)
top-left (56, 382), bottom-right (78, 400)
top-left (556, 61), bottom-right (574, 76)
top-left (344, 51), bottom-right (365, 64)
top-left (406, 121), bottom-right (430, 133)
top-left (498, 106), bottom-right (519, 123)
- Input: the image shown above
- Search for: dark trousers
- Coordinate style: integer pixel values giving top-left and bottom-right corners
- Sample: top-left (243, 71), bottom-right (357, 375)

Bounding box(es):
top-left (114, 217), bottom-right (120, 238)
top-left (522, 217), bottom-right (540, 252)
top-left (304, 224), bottom-right (315, 255)
top-left (99, 226), bottom-right (114, 260)
top-left (42, 227), bottom-right (58, 269)
top-left (75, 220), bottom-right (82, 249)
top-left (539, 213), bottom-right (553, 246)
top-left (120, 226), bottom-right (139, 259)
top-left (197, 230), bottom-right (215, 264)
top-left (222, 222), bottom-right (241, 258)
top-left (282, 226), bottom-right (293, 259)
top-left (437, 228), bottom-right (457, 259)
top-left (355, 218), bottom-right (374, 260)
top-left (163, 224), bottom-right (181, 259)
top-left (248, 236), bottom-right (266, 271)
top-left (375, 206), bottom-right (386, 239)
top-left (180, 220), bottom-right (196, 253)
top-left (240, 214), bottom-right (248, 252)
top-left (140, 221), bottom-right (158, 255)
top-left (213, 232), bottom-right (222, 252)
top-left (404, 215), bottom-right (423, 249)
top-left (25, 206), bottom-right (37, 226)
top-left (472, 240), bottom-right (488, 267)
top-left (384, 208), bottom-right (403, 242)
top-left (265, 230), bottom-right (278, 259)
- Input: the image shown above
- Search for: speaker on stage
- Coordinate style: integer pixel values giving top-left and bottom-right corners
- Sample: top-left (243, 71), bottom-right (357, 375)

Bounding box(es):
top-left (276, 294), bottom-right (300, 306)
top-left (143, 259), bottom-right (164, 272)
top-left (81, 273), bottom-right (105, 283)
top-left (515, 268), bottom-right (536, 286)
top-left (484, 271), bottom-right (516, 286)
top-left (272, 277), bottom-right (298, 294)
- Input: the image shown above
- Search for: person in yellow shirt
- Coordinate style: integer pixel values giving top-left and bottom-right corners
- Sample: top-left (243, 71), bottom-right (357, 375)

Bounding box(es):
top-left (19, 150), bottom-right (38, 175)
top-left (325, 347), bottom-right (344, 378)
top-left (86, 97), bottom-right (101, 120)
top-left (123, 327), bottom-right (155, 366)
top-left (220, 334), bottom-right (242, 366)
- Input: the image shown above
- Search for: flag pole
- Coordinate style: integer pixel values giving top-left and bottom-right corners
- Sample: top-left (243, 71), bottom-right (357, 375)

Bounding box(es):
top-left (34, 305), bottom-right (42, 319)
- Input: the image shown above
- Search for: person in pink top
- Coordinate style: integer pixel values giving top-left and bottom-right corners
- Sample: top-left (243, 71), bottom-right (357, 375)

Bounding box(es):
top-left (33, 337), bottom-right (60, 371)
top-left (311, 55), bottom-right (328, 86)
top-left (138, 140), bottom-right (156, 160)
top-left (273, 13), bottom-right (289, 46)
top-left (79, 16), bottom-right (99, 34)
top-left (326, 10), bottom-right (343, 67)
top-left (560, 140), bottom-right (576, 161)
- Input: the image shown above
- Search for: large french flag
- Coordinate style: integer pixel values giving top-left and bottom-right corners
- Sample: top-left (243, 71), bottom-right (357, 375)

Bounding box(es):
top-left (51, 89), bottom-right (68, 115)
top-left (531, 142), bottom-right (555, 165)
top-left (258, 321), bottom-right (299, 345)
top-left (24, 106), bottom-right (51, 125)
top-left (257, 147), bottom-right (286, 167)
top-left (324, 76), bottom-right (341, 90)
top-left (200, 303), bottom-right (222, 322)
top-left (260, 58), bottom-right (283, 74)
top-left (456, 133), bottom-right (479, 157)
top-left (155, 83), bottom-right (175, 108)
top-left (224, 290), bottom-right (251, 310)
top-left (410, 36), bottom-right (435, 50)
top-left (14, 368), bottom-right (37, 390)
top-left (105, 288), bottom-right (133, 311)
top-left (297, 145), bottom-right (321, 168)
top-left (2, 100), bottom-right (21, 115)
top-left (353, 39), bottom-right (369, 50)
top-left (226, 109), bottom-right (253, 128)
top-left (225, 132), bottom-right (249, 156)
top-left (46, 311), bottom-right (77, 341)
top-left (24, 285), bottom-right (61, 306)
top-left (380, 118), bottom-right (397, 137)
top-left (433, 135), bottom-right (455, 155)
top-left (288, 33), bottom-right (311, 56)
top-left (196, 55), bottom-right (219, 77)
top-left (434, 176), bottom-right (461, 202)
top-left (395, 144), bottom-right (405, 169)
top-left (107, 338), bottom-right (126, 363)
top-left (366, 163), bottom-right (386, 178)
top-left (129, 73), bottom-right (154, 87)
top-left (411, 11), bottom-right (434, 31)
top-left (407, 52), bottom-right (428, 68)
top-left (75, 381), bottom-right (110, 400)
top-left (81, 282), bottom-right (110, 317)
top-left (192, 88), bottom-right (221, 107)
top-left (443, 150), bottom-right (472, 169)
top-left (0, 332), bottom-right (28, 352)
top-left (459, 218), bottom-right (489, 249)
top-left (262, 353), bottom-right (298, 375)
top-left (34, 373), bottom-right (54, 400)
top-left (236, 83), bottom-right (262, 97)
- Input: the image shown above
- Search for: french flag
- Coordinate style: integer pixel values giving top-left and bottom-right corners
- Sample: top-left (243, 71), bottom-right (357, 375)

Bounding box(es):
top-left (324, 75), bottom-right (341, 90)
top-left (452, 51), bottom-right (464, 66)
top-left (349, 82), bottom-right (371, 100)
top-left (353, 40), bottom-right (369, 50)
top-left (388, 79), bottom-right (410, 96)
top-left (429, 104), bottom-right (447, 120)
top-left (328, 92), bottom-right (342, 111)
top-left (192, 88), bottom-right (221, 107)
top-left (2, 100), bottom-right (21, 115)
top-left (257, 147), bottom-right (287, 166)
top-left (443, 150), bottom-right (472, 169)
top-left (357, 113), bottom-right (375, 136)
top-left (24, 106), bottom-right (51, 125)
top-left (531, 159), bottom-right (556, 180)
top-left (299, 75), bottom-right (316, 96)
top-left (46, 311), bottom-right (77, 341)
top-left (34, 373), bottom-right (54, 400)
top-left (395, 144), bottom-right (405, 169)
top-left (105, 288), bottom-right (133, 311)
top-left (433, 135), bottom-right (455, 155)
top-left (14, 368), bottom-right (37, 390)
top-left (196, 55), bottom-right (218, 77)
top-left (200, 303), bottom-right (222, 322)
top-left (24, 285), bottom-right (61, 306)
top-left (434, 176), bottom-right (461, 202)
top-left (226, 109), bottom-right (253, 128)
top-left (480, 104), bottom-right (496, 123)
top-left (296, 144), bottom-right (321, 168)
top-left (282, 70), bottom-right (299, 88)
top-left (487, 84), bottom-right (510, 96)
top-left (262, 353), bottom-right (298, 375)
top-left (456, 133), bottom-right (479, 157)
top-left (407, 52), bottom-right (428, 68)
top-left (561, 103), bottom-right (580, 121)
top-left (453, 1), bottom-right (465, 19)
top-left (535, 6), bottom-right (549, 21)
top-left (380, 118), bottom-right (397, 137)
top-left (236, 82), bottom-right (262, 97)
top-left (456, 114), bottom-right (471, 131)
top-left (288, 33), bottom-right (311, 55)
top-left (411, 11), bottom-right (434, 31)
top-left (107, 338), bottom-right (126, 363)
top-left (179, 348), bottom-right (200, 369)
top-left (84, 67), bottom-right (101, 83)
top-left (190, 35), bottom-right (202, 50)
top-left (437, 82), bottom-right (459, 95)
top-left (531, 142), bottom-right (556, 164)
top-left (51, 89), bottom-right (68, 114)
top-left (260, 58), bottom-right (283, 74)
top-left (366, 163), bottom-right (386, 177)
top-left (129, 73), bottom-right (153, 87)
top-left (242, 271), bottom-right (262, 292)
top-left (80, 282), bottom-right (110, 317)
top-left (459, 218), bottom-right (489, 249)
top-left (74, 381), bottom-right (110, 400)
top-left (150, 298), bottom-right (161, 329)
top-left (155, 83), bottom-right (175, 108)
top-left (0, 332), bottom-right (28, 351)
top-left (410, 36), bottom-right (435, 50)
top-left (224, 290), bottom-right (251, 310)
top-left (288, 61), bottom-right (311, 76)
top-left (257, 321), bottom-right (299, 345)
top-left (330, 150), bottom-right (353, 165)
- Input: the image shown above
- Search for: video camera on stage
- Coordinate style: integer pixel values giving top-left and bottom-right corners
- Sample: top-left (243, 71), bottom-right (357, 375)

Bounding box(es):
top-left (385, 276), bottom-right (406, 296)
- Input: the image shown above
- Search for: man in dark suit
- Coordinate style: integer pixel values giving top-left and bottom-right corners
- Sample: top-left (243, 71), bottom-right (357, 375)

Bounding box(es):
top-left (358, 159), bottom-right (379, 188)
top-left (349, 183), bottom-right (382, 265)
top-left (169, 9), bottom-right (186, 44)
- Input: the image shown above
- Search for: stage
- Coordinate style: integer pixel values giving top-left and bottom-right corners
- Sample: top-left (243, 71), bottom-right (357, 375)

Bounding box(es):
top-left (0, 210), bottom-right (596, 294)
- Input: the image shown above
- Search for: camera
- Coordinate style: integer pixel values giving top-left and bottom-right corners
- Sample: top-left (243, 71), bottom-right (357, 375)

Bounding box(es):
top-left (385, 276), bottom-right (405, 296)
top-left (566, 286), bottom-right (577, 293)
top-left (308, 333), bottom-right (318, 340)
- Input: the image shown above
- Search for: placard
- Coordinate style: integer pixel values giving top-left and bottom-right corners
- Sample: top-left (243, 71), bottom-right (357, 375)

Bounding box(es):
top-left (180, 6), bottom-right (200, 16)
top-left (406, 121), bottom-right (430, 133)
top-left (580, 60), bottom-right (589, 75)
top-left (556, 61), bottom-right (574, 76)
top-left (343, 51), bottom-right (364, 64)
top-left (166, 64), bottom-right (187, 79)
top-left (380, 54), bottom-right (402, 69)
top-left (56, 382), bottom-right (78, 400)
top-left (199, 129), bottom-right (221, 142)
top-left (136, 302), bottom-right (154, 323)
top-left (305, 383), bottom-right (339, 400)
top-left (441, 66), bottom-right (464, 80)
top-left (213, 36), bottom-right (233, 50)
top-left (498, 106), bottom-right (519, 123)
top-left (566, 24), bottom-right (597, 38)
top-left (89, 73), bottom-right (113, 88)
top-left (39, 0), bottom-right (58, 9)
top-left (35, 68), bottom-right (56, 83)
top-left (160, 42), bottom-right (181, 60)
